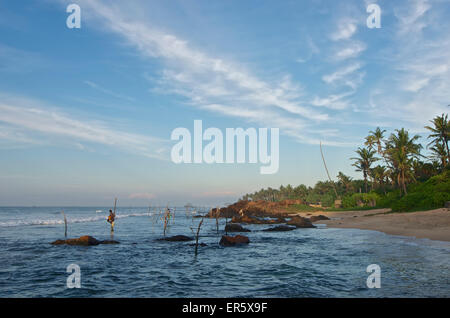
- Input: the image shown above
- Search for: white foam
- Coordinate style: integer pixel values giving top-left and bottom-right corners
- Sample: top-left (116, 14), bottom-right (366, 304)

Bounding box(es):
top-left (0, 212), bottom-right (151, 227)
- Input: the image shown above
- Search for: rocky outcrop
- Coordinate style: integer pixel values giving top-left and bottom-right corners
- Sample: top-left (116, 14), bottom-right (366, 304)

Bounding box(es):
top-left (309, 215), bottom-right (330, 222)
top-left (231, 215), bottom-right (257, 224)
top-left (224, 223), bottom-right (251, 232)
top-left (157, 235), bottom-right (193, 242)
top-left (219, 235), bottom-right (250, 246)
top-left (262, 225), bottom-right (296, 232)
top-left (286, 216), bottom-right (316, 228)
top-left (51, 235), bottom-right (119, 246)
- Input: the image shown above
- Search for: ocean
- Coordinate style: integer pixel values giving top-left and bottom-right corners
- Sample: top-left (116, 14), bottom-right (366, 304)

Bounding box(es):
top-left (0, 207), bottom-right (449, 297)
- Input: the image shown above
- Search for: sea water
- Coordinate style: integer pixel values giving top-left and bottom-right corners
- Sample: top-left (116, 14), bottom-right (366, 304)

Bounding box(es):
top-left (0, 207), bottom-right (449, 297)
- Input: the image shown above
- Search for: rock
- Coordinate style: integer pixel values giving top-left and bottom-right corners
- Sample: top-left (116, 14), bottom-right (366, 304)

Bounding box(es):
top-left (205, 200), bottom-right (297, 219)
top-left (286, 216), bottom-right (316, 228)
top-left (231, 215), bottom-right (256, 224)
top-left (231, 215), bottom-right (286, 225)
top-left (100, 240), bottom-right (121, 244)
top-left (224, 223), bottom-right (251, 232)
top-left (219, 235), bottom-right (250, 246)
top-left (189, 243), bottom-right (208, 247)
top-left (309, 215), bottom-right (330, 222)
top-left (51, 235), bottom-right (119, 246)
top-left (157, 235), bottom-right (193, 242)
top-left (262, 225), bottom-right (296, 232)
top-left (272, 217), bottom-right (287, 224)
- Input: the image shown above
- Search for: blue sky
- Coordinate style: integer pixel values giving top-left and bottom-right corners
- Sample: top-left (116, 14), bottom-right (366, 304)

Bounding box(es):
top-left (0, 0), bottom-right (449, 206)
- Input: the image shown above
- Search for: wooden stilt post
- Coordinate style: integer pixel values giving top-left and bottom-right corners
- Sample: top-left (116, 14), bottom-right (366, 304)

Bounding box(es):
top-left (194, 218), bottom-right (204, 256)
top-left (62, 211), bottom-right (67, 238)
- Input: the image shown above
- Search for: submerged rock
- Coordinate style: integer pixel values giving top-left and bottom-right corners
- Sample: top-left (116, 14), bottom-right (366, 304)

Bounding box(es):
top-left (224, 223), bottom-right (251, 232)
top-left (189, 243), bottom-right (207, 247)
top-left (51, 235), bottom-right (119, 246)
top-left (219, 235), bottom-right (250, 246)
top-left (309, 215), bottom-right (330, 222)
top-left (262, 225), bottom-right (296, 232)
top-left (157, 235), bottom-right (193, 242)
top-left (286, 216), bottom-right (316, 228)
top-left (100, 240), bottom-right (121, 244)
top-left (231, 215), bottom-right (286, 225)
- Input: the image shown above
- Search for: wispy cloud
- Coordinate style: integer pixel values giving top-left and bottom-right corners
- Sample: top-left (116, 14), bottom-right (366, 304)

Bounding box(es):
top-left (296, 36), bottom-right (320, 63)
top-left (84, 80), bottom-right (136, 102)
top-left (0, 94), bottom-right (169, 159)
top-left (357, 0), bottom-right (449, 131)
top-left (311, 91), bottom-right (355, 110)
top-left (65, 0), bottom-right (354, 147)
top-left (0, 43), bottom-right (44, 72)
top-left (322, 62), bottom-right (365, 89)
top-left (334, 41), bottom-right (366, 61)
top-left (330, 19), bottom-right (357, 41)
top-left (394, 0), bottom-right (431, 34)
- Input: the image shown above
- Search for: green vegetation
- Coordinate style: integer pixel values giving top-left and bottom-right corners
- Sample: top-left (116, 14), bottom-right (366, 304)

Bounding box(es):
top-left (285, 204), bottom-right (324, 213)
top-left (378, 169), bottom-right (450, 212)
top-left (241, 113), bottom-right (449, 212)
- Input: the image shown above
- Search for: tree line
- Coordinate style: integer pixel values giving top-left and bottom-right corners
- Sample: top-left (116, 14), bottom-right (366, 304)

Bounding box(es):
top-left (241, 113), bottom-right (449, 207)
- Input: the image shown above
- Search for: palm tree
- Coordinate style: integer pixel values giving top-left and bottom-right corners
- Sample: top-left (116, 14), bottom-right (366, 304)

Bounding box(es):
top-left (385, 128), bottom-right (422, 195)
top-left (351, 147), bottom-right (379, 193)
top-left (430, 141), bottom-right (448, 169)
top-left (285, 184), bottom-right (294, 199)
top-left (425, 113), bottom-right (449, 165)
top-left (337, 172), bottom-right (354, 194)
top-left (368, 127), bottom-right (387, 155)
top-left (370, 165), bottom-right (387, 193)
top-left (412, 160), bottom-right (438, 181)
top-left (294, 185), bottom-right (308, 201)
top-left (364, 135), bottom-right (376, 151)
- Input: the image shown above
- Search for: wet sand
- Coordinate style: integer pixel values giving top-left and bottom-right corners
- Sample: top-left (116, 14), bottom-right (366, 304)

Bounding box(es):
top-left (293, 208), bottom-right (450, 242)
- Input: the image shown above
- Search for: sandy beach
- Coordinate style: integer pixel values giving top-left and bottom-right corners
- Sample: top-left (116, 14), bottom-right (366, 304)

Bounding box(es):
top-left (293, 208), bottom-right (450, 242)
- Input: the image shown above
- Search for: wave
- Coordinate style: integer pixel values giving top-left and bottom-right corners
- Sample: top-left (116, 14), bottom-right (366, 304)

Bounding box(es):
top-left (0, 212), bottom-right (153, 227)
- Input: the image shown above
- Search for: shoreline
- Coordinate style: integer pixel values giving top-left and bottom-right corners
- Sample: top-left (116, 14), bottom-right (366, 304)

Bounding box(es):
top-left (292, 208), bottom-right (450, 242)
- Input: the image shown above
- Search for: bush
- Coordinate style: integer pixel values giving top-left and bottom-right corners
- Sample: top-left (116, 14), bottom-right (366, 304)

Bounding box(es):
top-left (342, 192), bottom-right (380, 208)
top-left (376, 190), bottom-right (401, 208)
top-left (321, 194), bottom-right (334, 207)
top-left (390, 170), bottom-right (450, 212)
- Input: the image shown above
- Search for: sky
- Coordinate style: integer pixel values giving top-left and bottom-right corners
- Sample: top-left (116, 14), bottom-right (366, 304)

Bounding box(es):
top-left (0, 0), bottom-right (449, 206)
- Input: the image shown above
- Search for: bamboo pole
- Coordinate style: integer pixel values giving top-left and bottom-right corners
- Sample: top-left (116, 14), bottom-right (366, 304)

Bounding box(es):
top-left (215, 206), bottom-right (220, 234)
top-left (225, 216), bottom-right (228, 236)
top-left (194, 218), bottom-right (204, 256)
top-left (61, 210), bottom-right (67, 238)
top-left (111, 197), bottom-right (117, 232)
top-left (320, 141), bottom-right (339, 199)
